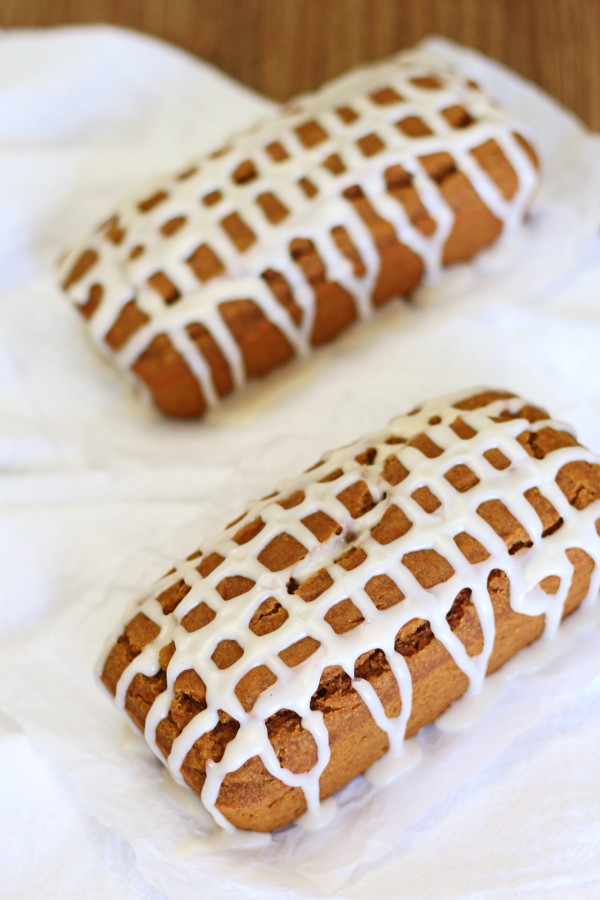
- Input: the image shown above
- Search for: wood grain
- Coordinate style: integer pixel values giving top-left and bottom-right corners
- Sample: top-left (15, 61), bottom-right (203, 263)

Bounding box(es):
top-left (2, 0), bottom-right (598, 129)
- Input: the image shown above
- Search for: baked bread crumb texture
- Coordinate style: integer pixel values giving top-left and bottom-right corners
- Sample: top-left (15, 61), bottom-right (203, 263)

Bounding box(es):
top-left (100, 389), bottom-right (600, 832)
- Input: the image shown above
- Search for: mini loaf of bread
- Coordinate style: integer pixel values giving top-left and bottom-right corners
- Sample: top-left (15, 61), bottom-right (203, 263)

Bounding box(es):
top-left (101, 388), bottom-right (600, 832)
top-left (60, 52), bottom-right (539, 417)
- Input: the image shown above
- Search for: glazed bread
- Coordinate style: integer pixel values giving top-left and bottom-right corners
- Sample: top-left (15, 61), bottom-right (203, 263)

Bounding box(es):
top-left (100, 389), bottom-right (600, 832)
top-left (60, 51), bottom-right (539, 417)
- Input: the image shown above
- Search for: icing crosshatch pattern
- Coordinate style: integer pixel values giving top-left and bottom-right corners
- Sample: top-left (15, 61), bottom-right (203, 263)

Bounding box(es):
top-left (59, 52), bottom-right (539, 415)
top-left (100, 389), bottom-right (600, 831)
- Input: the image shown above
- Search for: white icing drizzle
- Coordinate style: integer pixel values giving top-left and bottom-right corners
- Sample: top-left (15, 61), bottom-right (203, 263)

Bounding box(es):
top-left (107, 389), bottom-right (600, 832)
top-left (59, 50), bottom-right (539, 411)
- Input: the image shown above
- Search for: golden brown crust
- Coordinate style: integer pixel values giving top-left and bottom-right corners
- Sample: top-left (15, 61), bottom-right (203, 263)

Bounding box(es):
top-left (101, 391), bottom-right (598, 831)
top-left (131, 334), bottom-right (207, 418)
top-left (73, 135), bottom-right (537, 419)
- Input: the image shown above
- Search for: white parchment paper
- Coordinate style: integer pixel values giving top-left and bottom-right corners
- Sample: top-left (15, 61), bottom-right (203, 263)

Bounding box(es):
top-left (2, 527), bottom-right (600, 899)
top-left (2, 26), bottom-right (600, 900)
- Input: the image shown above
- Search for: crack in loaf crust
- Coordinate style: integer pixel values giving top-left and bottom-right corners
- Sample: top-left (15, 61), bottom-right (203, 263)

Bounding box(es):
top-left (60, 52), bottom-right (539, 417)
top-left (100, 389), bottom-right (600, 831)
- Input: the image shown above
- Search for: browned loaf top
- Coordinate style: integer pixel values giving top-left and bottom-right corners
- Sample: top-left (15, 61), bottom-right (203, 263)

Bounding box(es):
top-left (100, 389), bottom-right (600, 831)
top-left (60, 51), bottom-right (539, 417)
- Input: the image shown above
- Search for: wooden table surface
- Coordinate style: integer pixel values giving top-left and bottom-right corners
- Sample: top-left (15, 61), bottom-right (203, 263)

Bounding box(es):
top-left (2, 0), bottom-right (598, 130)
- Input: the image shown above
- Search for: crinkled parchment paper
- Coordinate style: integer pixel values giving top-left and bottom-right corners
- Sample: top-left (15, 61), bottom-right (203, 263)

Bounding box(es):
top-left (2, 29), bottom-right (600, 900)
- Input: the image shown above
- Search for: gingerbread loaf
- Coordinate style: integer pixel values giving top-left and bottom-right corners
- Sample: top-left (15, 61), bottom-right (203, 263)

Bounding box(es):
top-left (60, 52), bottom-right (539, 417)
top-left (100, 388), bottom-right (600, 832)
